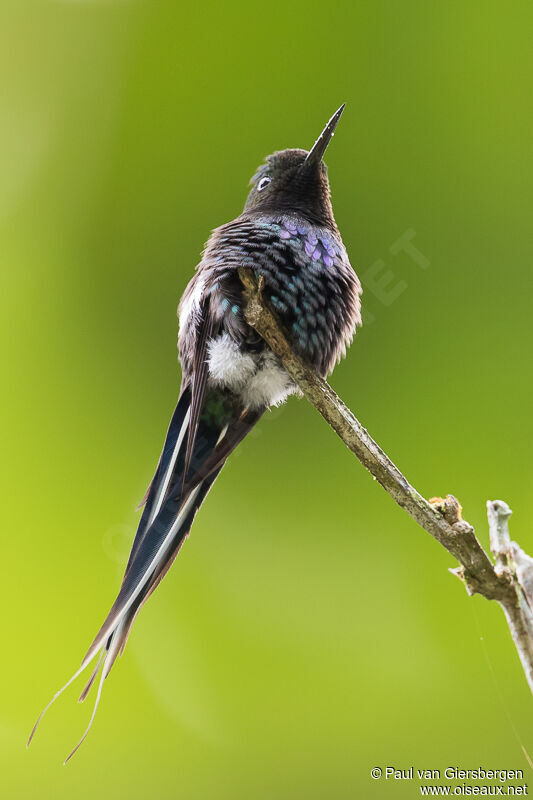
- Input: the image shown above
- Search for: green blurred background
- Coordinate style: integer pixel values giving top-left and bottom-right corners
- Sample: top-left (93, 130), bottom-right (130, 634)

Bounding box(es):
top-left (2, 0), bottom-right (532, 796)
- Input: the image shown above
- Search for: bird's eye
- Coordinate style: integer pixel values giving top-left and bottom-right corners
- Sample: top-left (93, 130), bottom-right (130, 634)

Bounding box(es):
top-left (257, 176), bottom-right (271, 192)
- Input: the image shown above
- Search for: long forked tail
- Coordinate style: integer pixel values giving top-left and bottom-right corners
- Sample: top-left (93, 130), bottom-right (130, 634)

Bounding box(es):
top-left (28, 388), bottom-right (262, 762)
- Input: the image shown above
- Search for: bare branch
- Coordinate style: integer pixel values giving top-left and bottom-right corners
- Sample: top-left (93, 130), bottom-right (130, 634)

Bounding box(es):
top-left (239, 267), bottom-right (533, 692)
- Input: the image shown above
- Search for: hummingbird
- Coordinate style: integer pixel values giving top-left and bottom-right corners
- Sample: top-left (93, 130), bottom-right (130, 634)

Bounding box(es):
top-left (28, 104), bottom-right (362, 761)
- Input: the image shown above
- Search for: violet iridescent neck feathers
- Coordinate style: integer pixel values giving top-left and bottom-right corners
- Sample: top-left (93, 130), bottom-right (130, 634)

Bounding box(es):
top-left (28, 104), bottom-right (362, 761)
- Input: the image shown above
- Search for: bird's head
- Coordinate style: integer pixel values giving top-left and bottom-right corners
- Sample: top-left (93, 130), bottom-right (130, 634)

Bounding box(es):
top-left (244, 104), bottom-right (345, 228)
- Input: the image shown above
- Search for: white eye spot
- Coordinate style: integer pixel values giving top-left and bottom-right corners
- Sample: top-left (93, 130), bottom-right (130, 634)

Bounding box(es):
top-left (257, 176), bottom-right (271, 192)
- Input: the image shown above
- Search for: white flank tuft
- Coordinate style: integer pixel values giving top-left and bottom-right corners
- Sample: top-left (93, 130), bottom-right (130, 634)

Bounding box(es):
top-left (208, 333), bottom-right (256, 391)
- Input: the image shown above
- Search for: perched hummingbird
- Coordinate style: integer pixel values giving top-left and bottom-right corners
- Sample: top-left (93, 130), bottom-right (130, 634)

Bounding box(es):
top-left (29, 104), bottom-right (362, 760)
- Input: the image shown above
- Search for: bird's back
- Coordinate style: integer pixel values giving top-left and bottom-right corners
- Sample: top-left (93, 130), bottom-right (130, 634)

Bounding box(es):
top-left (179, 211), bottom-right (361, 388)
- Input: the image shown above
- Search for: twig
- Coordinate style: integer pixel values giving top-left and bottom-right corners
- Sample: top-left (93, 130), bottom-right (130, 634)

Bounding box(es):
top-left (238, 267), bottom-right (533, 693)
top-left (486, 500), bottom-right (533, 690)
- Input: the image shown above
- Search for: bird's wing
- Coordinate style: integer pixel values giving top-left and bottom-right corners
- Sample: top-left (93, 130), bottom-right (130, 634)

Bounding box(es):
top-left (123, 286), bottom-right (217, 578)
top-left (28, 290), bottom-right (226, 759)
top-left (83, 295), bottom-right (219, 663)
top-left (183, 296), bottom-right (215, 481)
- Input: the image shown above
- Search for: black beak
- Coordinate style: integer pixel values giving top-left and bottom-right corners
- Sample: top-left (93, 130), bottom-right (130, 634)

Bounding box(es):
top-left (304, 104), bottom-right (345, 166)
